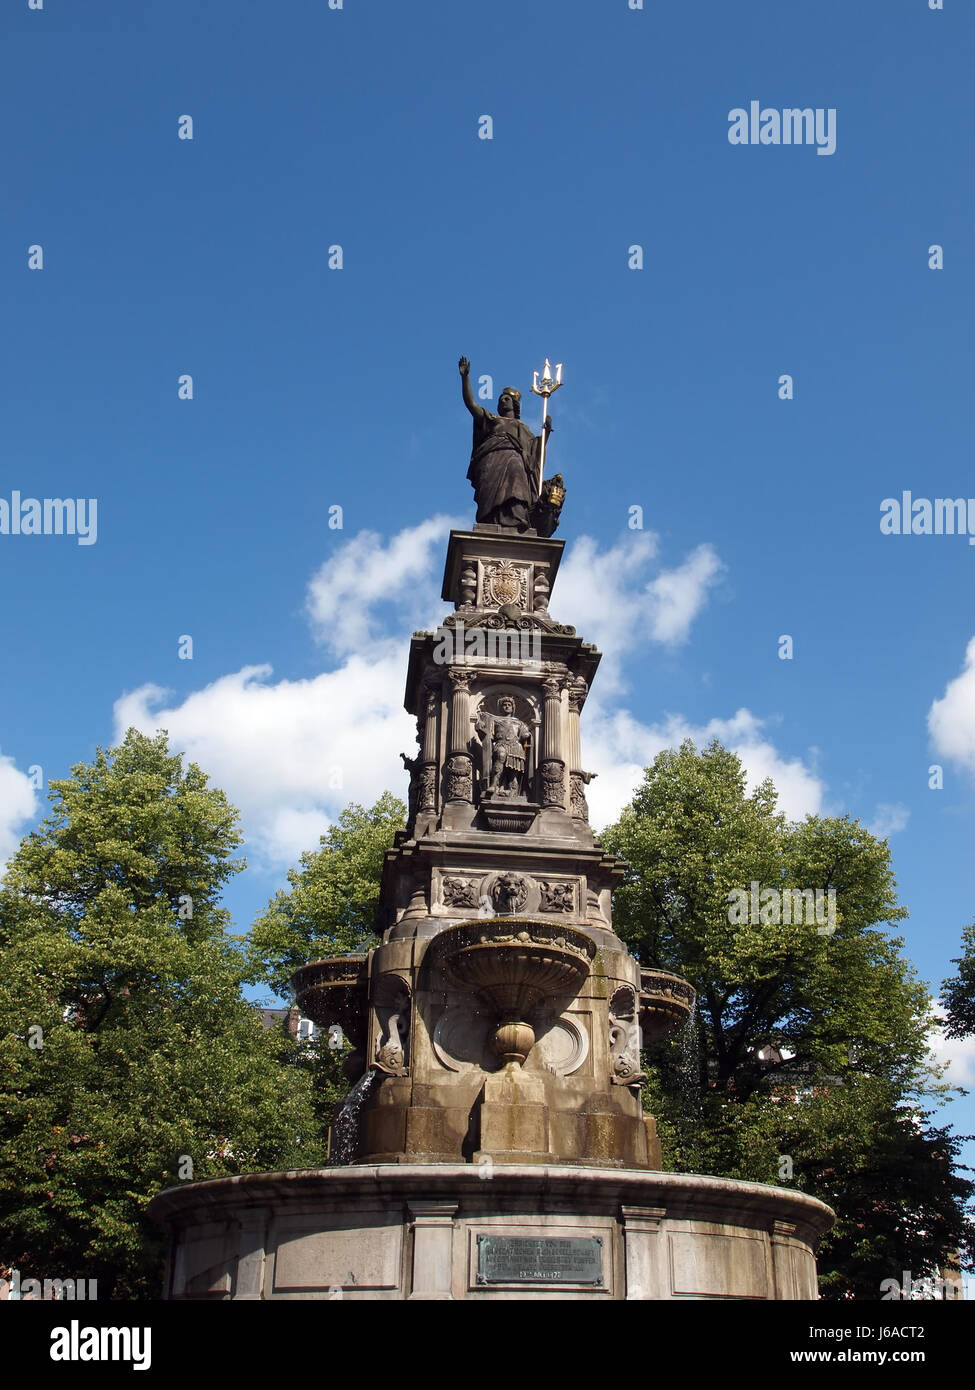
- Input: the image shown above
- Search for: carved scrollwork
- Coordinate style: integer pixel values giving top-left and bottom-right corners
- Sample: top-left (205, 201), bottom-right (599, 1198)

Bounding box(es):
top-left (441, 611), bottom-right (575, 636)
top-left (430, 918), bottom-right (597, 965)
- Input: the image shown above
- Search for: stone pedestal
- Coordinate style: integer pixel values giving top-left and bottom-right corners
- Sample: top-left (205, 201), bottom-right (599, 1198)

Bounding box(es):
top-left (149, 1166), bottom-right (834, 1301)
top-left (477, 1069), bottom-right (554, 1164)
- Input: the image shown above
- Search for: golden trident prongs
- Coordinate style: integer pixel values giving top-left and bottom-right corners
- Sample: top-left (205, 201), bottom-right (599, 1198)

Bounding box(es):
top-left (530, 358), bottom-right (562, 497)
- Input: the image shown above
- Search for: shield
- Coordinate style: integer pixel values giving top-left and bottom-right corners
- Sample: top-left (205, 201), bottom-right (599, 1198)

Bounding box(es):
top-left (487, 563), bottom-right (522, 607)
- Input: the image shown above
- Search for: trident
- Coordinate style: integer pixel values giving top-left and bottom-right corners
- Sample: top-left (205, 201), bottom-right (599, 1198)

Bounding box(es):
top-left (531, 358), bottom-right (563, 499)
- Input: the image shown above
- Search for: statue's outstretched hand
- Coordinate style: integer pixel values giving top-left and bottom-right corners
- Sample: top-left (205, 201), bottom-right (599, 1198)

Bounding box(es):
top-left (459, 356), bottom-right (470, 376)
top-left (544, 415), bottom-right (553, 434)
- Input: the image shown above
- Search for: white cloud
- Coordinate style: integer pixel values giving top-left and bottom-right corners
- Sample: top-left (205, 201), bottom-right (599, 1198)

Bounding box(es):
top-left (113, 658), bottom-right (414, 869)
top-left (929, 1013), bottom-right (975, 1088)
top-left (582, 707), bottom-right (824, 830)
top-left (306, 514), bottom-right (462, 655)
top-left (645, 544), bottom-right (725, 644)
top-left (867, 802), bottom-right (910, 839)
top-left (556, 532), bottom-right (724, 692)
top-left (929, 636), bottom-right (975, 774)
top-left (0, 753), bottom-right (40, 873)
top-left (114, 519), bottom-right (475, 869)
top-left (109, 520), bottom-right (818, 872)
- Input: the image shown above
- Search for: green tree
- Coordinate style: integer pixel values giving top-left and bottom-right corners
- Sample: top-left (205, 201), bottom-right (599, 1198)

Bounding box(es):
top-left (603, 739), bottom-right (974, 1298)
top-left (942, 921), bottom-right (975, 1039)
top-left (0, 729), bottom-right (324, 1299)
top-left (248, 793), bottom-right (406, 999)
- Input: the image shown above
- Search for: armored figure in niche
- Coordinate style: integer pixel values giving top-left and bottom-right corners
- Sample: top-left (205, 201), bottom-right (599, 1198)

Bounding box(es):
top-left (474, 695), bottom-right (532, 798)
top-left (459, 357), bottom-right (552, 532)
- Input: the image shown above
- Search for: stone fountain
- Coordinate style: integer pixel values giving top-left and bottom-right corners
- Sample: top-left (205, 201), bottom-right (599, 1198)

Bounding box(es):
top-left (149, 359), bottom-right (833, 1299)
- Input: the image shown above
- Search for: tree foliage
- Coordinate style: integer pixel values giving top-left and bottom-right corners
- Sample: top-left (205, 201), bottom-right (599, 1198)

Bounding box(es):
top-left (603, 739), bottom-right (974, 1298)
top-left (942, 922), bottom-right (975, 1040)
top-left (248, 793), bottom-right (406, 998)
top-left (0, 730), bottom-right (324, 1298)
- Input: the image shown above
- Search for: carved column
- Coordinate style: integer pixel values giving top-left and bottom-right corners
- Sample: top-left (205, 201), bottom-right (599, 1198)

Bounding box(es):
top-left (417, 682), bottom-right (440, 812)
top-left (568, 677), bottom-right (590, 822)
top-left (532, 566), bottom-right (550, 614)
top-left (458, 559), bottom-right (477, 611)
top-left (540, 676), bottom-right (566, 808)
top-left (444, 668), bottom-right (474, 803)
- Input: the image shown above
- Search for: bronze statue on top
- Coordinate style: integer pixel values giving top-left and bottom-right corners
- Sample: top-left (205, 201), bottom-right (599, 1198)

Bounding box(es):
top-left (459, 357), bottom-right (564, 536)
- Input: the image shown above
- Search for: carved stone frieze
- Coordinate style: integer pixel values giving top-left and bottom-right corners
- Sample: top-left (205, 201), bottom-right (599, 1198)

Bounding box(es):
top-left (442, 875), bottom-right (480, 909)
top-left (440, 610), bottom-right (576, 636)
top-left (538, 880), bottom-right (575, 914)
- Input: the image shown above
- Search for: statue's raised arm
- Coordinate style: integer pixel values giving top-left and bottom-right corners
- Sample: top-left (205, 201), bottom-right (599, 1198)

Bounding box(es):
top-left (458, 356), bottom-right (484, 420)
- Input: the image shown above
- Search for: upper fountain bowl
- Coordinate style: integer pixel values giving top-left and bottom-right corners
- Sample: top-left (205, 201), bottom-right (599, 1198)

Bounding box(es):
top-left (292, 955), bottom-right (368, 1044)
top-left (436, 919), bottom-right (595, 1019)
top-left (639, 967), bottom-right (696, 1042)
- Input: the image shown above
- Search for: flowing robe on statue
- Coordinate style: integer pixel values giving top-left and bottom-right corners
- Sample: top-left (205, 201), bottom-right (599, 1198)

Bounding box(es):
top-left (467, 412), bottom-right (541, 527)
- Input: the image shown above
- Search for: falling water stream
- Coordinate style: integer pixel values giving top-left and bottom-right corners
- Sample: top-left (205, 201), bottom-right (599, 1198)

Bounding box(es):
top-left (674, 996), bottom-right (701, 1116)
top-left (328, 1068), bottom-right (381, 1165)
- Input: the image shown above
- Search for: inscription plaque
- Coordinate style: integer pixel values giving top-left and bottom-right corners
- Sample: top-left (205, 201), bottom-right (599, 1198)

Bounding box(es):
top-left (476, 1235), bottom-right (603, 1286)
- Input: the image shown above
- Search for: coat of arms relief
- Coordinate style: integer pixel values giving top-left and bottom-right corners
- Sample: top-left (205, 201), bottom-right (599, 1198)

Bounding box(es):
top-left (481, 561), bottom-right (529, 610)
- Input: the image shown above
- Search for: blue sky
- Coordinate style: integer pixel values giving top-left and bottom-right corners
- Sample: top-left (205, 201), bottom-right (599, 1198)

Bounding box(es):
top-left (3, 0), bottom-right (975, 1205)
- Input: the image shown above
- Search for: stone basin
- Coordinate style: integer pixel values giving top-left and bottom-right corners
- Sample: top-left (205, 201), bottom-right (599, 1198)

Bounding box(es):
top-left (292, 955), bottom-right (368, 1048)
top-left (435, 919), bottom-right (596, 1066)
top-left (440, 919), bottom-right (595, 1016)
top-left (639, 967), bottom-right (696, 1042)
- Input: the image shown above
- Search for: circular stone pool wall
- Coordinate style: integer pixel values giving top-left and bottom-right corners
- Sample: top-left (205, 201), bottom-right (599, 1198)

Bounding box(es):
top-left (149, 1164), bottom-right (834, 1300)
